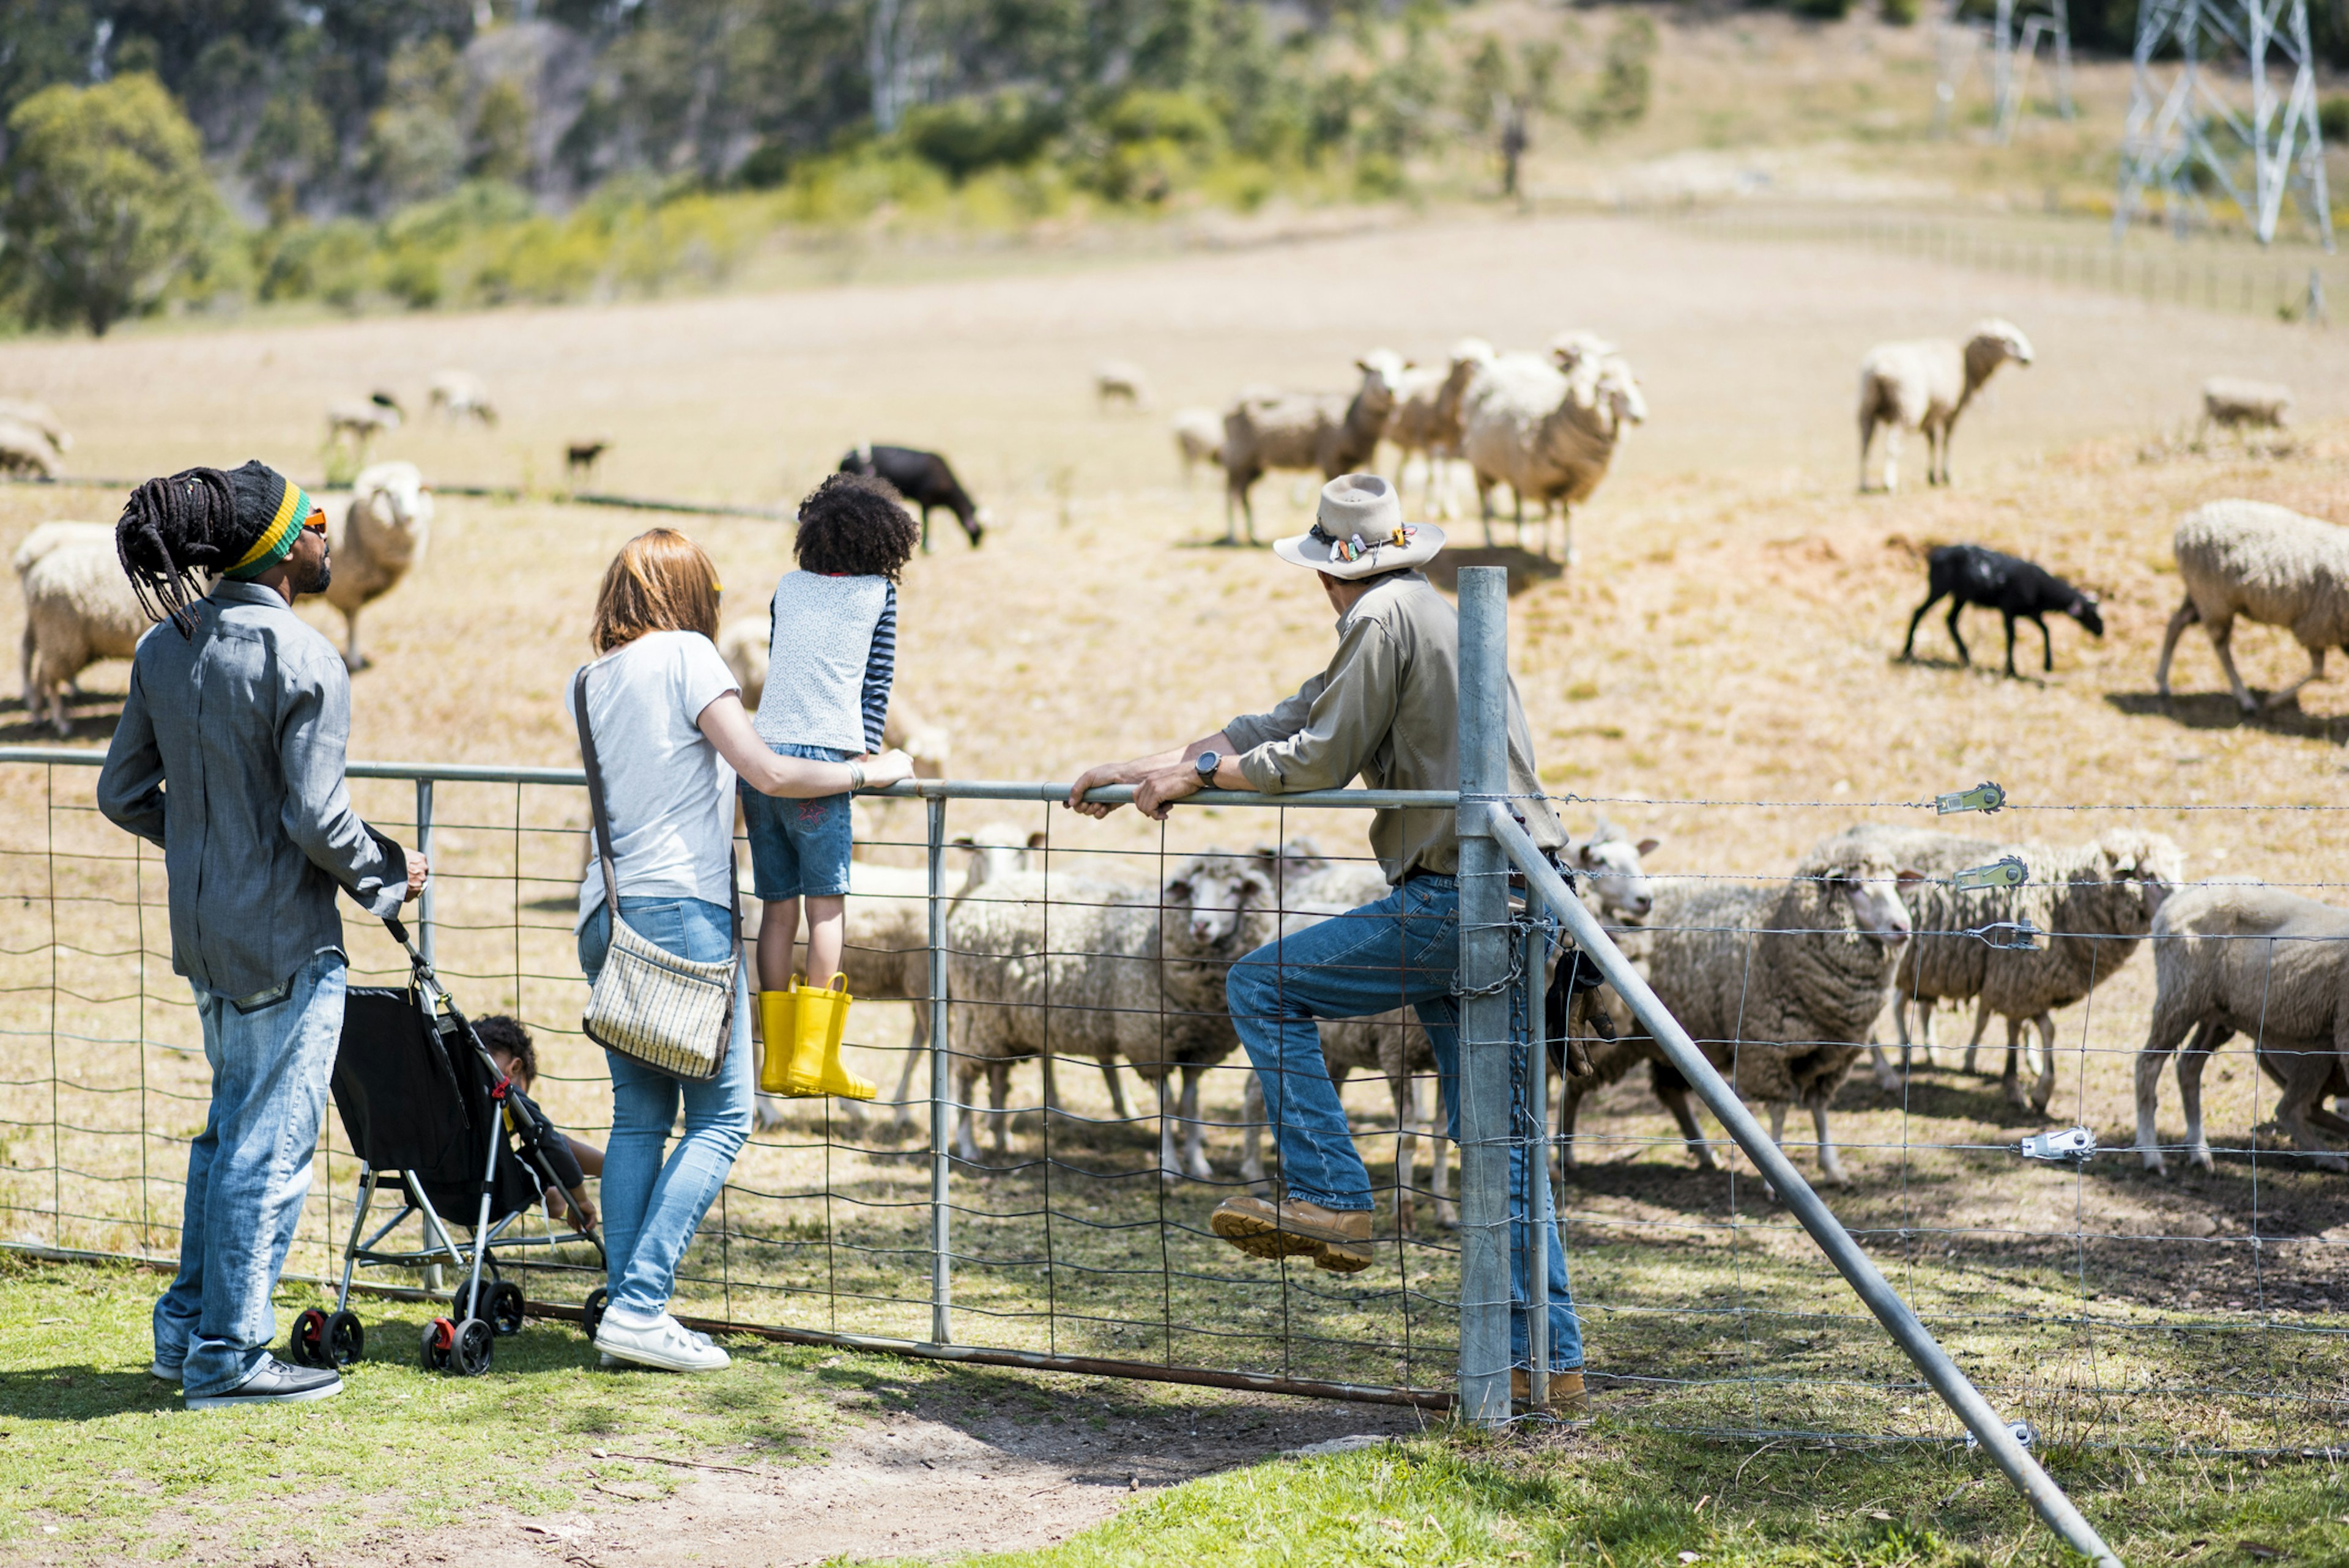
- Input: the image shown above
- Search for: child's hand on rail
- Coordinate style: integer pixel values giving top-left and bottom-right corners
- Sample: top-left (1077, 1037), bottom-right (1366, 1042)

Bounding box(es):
top-left (854, 749), bottom-right (916, 789)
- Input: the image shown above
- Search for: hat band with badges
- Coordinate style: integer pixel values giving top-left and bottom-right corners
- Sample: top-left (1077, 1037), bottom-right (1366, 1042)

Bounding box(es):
top-left (1272, 473), bottom-right (1446, 580)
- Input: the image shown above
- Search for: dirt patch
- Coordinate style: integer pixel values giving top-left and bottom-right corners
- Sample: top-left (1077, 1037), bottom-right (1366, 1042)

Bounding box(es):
top-left (291, 1380), bottom-right (1423, 1567)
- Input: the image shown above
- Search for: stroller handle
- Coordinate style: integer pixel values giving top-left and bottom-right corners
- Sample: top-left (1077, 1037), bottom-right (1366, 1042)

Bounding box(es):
top-left (384, 915), bottom-right (412, 949)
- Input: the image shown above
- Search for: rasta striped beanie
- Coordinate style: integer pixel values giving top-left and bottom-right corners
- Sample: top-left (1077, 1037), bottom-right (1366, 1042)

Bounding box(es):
top-left (116, 459), bottom-right (316, 634)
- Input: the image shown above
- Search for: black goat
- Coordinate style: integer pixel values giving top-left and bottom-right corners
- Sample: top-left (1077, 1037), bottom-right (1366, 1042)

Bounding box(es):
top-left (1902, 543), bottom-right (2103, 676)
top-left (837, 445), bottom-right (985, 552)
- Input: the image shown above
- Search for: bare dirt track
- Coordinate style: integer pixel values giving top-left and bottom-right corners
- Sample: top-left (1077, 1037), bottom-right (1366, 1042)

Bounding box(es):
top-left (6, 212), bottom-right (2349, 1559)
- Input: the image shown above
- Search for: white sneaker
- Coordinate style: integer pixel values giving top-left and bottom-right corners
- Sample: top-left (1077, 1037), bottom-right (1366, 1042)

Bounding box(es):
top-left (593, 1313), bottom-right (730, 1372)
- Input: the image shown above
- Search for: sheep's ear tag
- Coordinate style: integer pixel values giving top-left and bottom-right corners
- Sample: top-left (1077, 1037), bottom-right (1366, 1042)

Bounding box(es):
top-left (1952, 855), bottom-right (2028, 893)
top-left (1935, 780), bottom-right (2006, 816)
top-left (1967, 917), bottom-right (2041, 951)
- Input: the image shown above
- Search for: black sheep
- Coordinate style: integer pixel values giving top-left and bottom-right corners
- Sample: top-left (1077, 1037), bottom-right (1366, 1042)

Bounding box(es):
top-left (837, 445), bottom-right (985, 552)
top-left (1902, 543), bottom-right (2103, 676)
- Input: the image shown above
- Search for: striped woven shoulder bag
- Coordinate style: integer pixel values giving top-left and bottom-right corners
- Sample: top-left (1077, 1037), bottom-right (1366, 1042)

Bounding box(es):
top-left (573, 665), bottom-right (739, 1082)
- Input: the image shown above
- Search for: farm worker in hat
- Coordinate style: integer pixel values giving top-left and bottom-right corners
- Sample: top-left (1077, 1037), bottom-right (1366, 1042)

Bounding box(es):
top-left (97, 461), bottom-right (429, 1410)
top-left (1067, 472), bottom-right (1587, 1412)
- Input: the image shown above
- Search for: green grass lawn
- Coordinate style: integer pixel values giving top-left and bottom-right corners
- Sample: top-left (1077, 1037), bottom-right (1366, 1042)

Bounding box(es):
top-left (4, 1256), bottom-right (2345, 1567)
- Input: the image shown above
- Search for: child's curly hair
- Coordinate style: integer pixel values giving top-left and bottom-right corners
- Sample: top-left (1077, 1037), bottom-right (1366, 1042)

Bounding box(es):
top-left (471, 1015), bottom-right (536, 1087)
top-left (794, 473), bottom-right (921, 582)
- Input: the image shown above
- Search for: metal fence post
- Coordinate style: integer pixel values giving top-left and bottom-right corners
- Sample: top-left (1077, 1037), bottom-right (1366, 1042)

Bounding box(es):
top-left (415, 777), bottom-right (434, 966)
top-left (926, 793), bottom-right (953, 1345)
top-left (1455, 564), bottom-right (1512, 1425)
top-left (1522, 918), bottom-right (1549, 1410)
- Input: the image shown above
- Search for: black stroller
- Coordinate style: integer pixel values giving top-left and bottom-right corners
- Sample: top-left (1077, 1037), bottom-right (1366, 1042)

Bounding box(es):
top-left (292, 915), bottom-right (607, 1377)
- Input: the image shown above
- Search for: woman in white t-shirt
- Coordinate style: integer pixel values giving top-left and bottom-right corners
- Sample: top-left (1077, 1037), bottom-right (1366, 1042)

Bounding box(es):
top-left (567, 530), bottom-right (911, 1373)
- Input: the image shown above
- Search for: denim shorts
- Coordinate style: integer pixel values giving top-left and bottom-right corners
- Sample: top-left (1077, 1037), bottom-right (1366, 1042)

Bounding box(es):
top-left (741, 743), bottom-right (854, 900)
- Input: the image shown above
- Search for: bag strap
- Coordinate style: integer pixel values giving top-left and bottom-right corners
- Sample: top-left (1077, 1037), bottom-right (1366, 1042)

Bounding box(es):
top-left (573, 661), bottom-right (745, 963)
top-left (571, 665), bottom-right (625, 921)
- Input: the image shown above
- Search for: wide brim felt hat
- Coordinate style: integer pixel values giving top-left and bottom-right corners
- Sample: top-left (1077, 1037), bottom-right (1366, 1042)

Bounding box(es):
top-left (1271, 473), bottom-right (1445, 580)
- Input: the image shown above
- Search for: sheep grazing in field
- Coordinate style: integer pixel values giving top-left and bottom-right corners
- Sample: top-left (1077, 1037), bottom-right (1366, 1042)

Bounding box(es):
top-left (566, 440), bottom-right (609, 481)
top-left (0, 400), bottom-right (71, 453)
top-left (2156, 500), bottom-right (2349, 716)
top-left (1384, 338), bottom-right (1494, 519)
top-left (1856, 318), bottom-right (2033, 492)
top-left (426, 369), bottom-right (497, 427)
top-left (1094, 361), bottom-right (1151, 410)
top-left (1901, 543), bottom-right (2104, 677)
top-left (716, 613), bottom-right (952, 778)
top-left (1217, 352), bottom-right (1406, 547)
top-left (839, 444), bottom-right (987, 552)
top-left (1171, 408), bottom-right (1224, 486)
top-left (1639, 834), bottom-right (1921, 1195)
top-left (2198, 377), bottom-right (2291, 438)
top-left (326, 391), bottom-right (403, 448)
top-left (17, 531), bottom-right (148, 735)
top-left (2134, 883), bottom-right (2349, 1176)
top-left (1458, 335), bottom-right (1646, 562)
top-left (0, 420), bottom-right (62, 479)
top-left (324, 461), bottom-right (432, 670)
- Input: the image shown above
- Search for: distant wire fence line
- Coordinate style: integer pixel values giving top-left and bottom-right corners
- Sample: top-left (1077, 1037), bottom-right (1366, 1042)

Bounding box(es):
top-left (0, 475), bottom-right (790, 523)
top-left (1642, 202), bottom-right (2342, 324)
top-left (0, 743), bottom-right (2342, 1481)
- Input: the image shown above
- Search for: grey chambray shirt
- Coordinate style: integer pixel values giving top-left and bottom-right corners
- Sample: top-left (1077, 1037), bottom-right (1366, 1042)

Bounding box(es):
top-left (1222, 569), bottom-right (1566, 885)
top-left (97, 580), bottom-right (407, 1000)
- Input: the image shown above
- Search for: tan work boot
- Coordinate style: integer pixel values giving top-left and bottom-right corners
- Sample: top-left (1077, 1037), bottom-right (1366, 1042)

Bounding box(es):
top-left (1512, 1367), bottom-right (1589, 1415)
top-left (1209, 1194), bottom-right (1375, 1273)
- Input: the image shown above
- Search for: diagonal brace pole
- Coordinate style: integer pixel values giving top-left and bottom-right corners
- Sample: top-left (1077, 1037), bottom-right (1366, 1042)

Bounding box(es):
top-left (1485, 803), bottom-right (2124, 1568)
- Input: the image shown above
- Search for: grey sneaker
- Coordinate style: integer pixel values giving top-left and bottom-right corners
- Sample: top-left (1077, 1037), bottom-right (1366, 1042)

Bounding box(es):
top-left (149, 1358), bottom-right (182, 1384)
top-left (184, 1355), bottom-right (341, 1410)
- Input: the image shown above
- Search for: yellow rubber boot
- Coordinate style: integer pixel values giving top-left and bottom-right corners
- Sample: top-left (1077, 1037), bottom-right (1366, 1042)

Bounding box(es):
top-left (755, 988), bottom-right (799, 1096)
top-left (776, 975), bottom-right (829, 1096)
top-left (789, 977), bottom-right (874, 1100)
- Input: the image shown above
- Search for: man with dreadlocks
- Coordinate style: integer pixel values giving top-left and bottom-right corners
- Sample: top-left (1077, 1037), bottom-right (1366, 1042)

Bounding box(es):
top-left (98, 460), bottom-right (428, 1410)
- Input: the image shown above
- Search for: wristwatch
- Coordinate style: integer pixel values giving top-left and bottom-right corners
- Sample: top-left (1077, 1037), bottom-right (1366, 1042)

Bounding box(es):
top-left (1193, 751), bottom-right (1221, 785)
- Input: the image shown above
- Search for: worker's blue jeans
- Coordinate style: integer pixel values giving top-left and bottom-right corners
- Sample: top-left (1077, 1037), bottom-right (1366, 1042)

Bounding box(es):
top-left (155, 950), bottom-right (346, 1397)
top-left (581, 898), bottom-right (754, 1320)
top-left (1224, 875), bottom-right (1581, 1372)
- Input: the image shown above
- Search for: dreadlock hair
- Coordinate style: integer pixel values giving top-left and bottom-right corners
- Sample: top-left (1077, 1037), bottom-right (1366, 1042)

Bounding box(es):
top-left (114, 461), bottom-right (291, 636)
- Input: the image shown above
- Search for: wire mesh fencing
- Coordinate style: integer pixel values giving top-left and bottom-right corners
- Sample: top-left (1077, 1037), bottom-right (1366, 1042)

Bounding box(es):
top-left (2, 747), bottom-right (2345, 1451)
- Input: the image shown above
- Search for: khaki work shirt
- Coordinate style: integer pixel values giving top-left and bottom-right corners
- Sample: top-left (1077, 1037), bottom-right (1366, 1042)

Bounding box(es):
top-left (1222, 570), bottom-right (1567, 885)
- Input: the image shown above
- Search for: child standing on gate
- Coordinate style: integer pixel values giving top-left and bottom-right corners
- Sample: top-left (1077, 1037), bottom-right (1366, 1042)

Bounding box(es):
top-left (745, 473), bottom-right (920, 1101)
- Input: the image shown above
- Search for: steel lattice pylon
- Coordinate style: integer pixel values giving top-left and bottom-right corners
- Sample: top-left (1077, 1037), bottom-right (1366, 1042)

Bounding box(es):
top-left (2113, 0), bottom-right (2335, 248)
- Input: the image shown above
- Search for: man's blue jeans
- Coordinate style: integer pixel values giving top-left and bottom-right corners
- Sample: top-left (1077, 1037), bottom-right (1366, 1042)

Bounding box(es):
top-left (580, 898), bottom-right (754, 1320)
top-left (156, 950), bottom-right (346, 1396)
top-left (1224, 875), bottom-right (1581, 1372)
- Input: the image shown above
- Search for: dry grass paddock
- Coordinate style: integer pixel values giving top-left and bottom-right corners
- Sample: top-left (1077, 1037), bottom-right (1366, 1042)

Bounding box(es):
top-left (2, 213), bottom-right (2347, 1449)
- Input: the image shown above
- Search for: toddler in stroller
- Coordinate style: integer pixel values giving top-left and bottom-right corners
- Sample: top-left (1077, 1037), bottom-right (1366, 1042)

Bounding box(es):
top-left (300, 917), bottom-right (611, 1377)
top-left (470, 1015), bottom-right (603, 1232)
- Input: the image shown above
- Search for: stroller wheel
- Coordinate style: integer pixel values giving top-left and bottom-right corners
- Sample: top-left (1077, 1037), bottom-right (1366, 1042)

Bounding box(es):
top-left (324, 1309), bottom-right (365, 1367)
top-left (420, 1316), bottom-right (456, 1372)
top-left (582, 1287), bottom-right (609, 1342)
top-left (451, 1317), bottom-right (495, 1377)
top-left (488, 1281), bottom-right (526, 1337)
top-left (290, 1308), bottom-right (328, 1367)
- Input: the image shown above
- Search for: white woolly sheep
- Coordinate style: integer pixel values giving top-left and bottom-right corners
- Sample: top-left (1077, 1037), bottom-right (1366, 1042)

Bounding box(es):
top-left (0, 400), bottom-right (71, 453)
top-left (1095, 361), bottom-right (1151, 411)
top-left (2156, 500), bottom-right (2349, 716)
top-left (1835, 823), bottom-right (2003, 1090)
top-left (1171, 408), bottom-right (1224, 486)
top-left (2198, 377), bottom-right (2291, 437)
top-left (18, 535), bottom-right (148, 735)
top-left (324, 461), bottom-right (434, 670)
top-left (326, 393), bottom-right (403, 448)
top-left (1384, 338), bottom-right (1494, 520)
top-left (2134, 882), bottom-right (2349, 1175)
top-left (1458, 336), bottom-right (1646, 562)
top-left (0, 420), bottom-right (62, 479)
top-left (427, 370), bottom-right (497, 427)
top-left (1856, 318), bottom-right (2033, 492)
top-left (716, 614), bottom-right (950, 778)
top-left (1218, 352), bottom-right (1406, 546)
top-left (1639, 834), bottom-right (1921, 1194)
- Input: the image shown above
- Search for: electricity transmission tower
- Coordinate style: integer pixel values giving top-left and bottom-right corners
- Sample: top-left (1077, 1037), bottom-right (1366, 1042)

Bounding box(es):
top-left (2112, 0), bottom-right (2335, 248)
top-left (1932, 0), bottom-right (2073, 142)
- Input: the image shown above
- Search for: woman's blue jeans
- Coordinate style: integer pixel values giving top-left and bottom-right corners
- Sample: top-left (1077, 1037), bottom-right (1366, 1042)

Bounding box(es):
top-left (579, 898), bottom-right (754, 1320)
top-left (1224, 875), bottom-right (1581, 1372)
